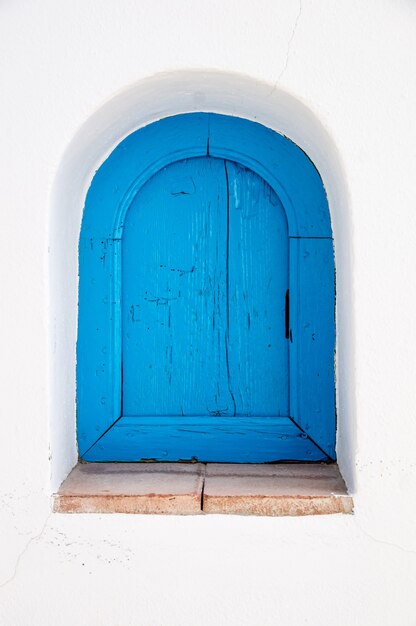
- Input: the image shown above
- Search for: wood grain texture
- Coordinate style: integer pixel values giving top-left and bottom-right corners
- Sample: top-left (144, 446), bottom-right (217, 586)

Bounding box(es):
top-left (226, 160), bottom-right (289, 417)
top-left (77, 114), bottom-right (210, 453)
top-left (82, 417), bottom-right (326, 462)
top-left (122, 157), bottom-right (231, 417)
top-left (208, 113), bottom-right (332, 237)
top-left (122, 157), bottom-right (289, 419)
top-left (289, 237), bottom-right (336, 457)
top-left (118, 156), bottom-right (291, 461)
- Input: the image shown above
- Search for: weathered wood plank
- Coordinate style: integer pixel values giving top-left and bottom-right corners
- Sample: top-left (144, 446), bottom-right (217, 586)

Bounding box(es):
top-left (226, 160), bottom-right (289, 417)
top-left (122, 156), bottom-right (232, 417)
top-left (77, 236), bottom-right (121, 452)
top-left (82, 416), bottom-right (327, 462)
top-left (289, 237), bottom-right (336, 457)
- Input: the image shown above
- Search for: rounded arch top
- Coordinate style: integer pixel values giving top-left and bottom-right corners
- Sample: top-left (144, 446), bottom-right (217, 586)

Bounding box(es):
top-left (81, 112), bottom-right (332, 240)
top-left (49, 71), bottom-right (355, 489)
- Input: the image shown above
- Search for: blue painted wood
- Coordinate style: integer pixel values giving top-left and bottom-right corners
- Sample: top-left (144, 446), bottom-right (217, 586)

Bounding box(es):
top-left (77, 236), bottom-right (121, 451)
top-left (289, 238), bottom-right (336, 457)
top-left (78, 114), bottom-right (210, 452)
top-left (208, 114), bottom-right (332, 238)
top-left (77, 112), bottom-right (336, 462)
top-left (82, 416), bottom-right (327, 463)
top-left (122, 156), bottom-right (232, 417)
top-left (226, 160), bottom-right (289, 416)
top-left (81, 114), bottom-right (210, 240)
top-left (122, 157), bottom-right (289, 426)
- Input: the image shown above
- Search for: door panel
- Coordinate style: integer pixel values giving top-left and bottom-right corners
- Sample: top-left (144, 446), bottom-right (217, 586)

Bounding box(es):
top-left (121, 155), bottom-right (290, 459)
top-left (78, 112), bottom-right (335, 463)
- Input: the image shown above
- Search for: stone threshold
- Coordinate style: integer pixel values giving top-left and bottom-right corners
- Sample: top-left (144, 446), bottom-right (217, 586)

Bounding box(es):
top-left (54, 462), bottom-right (353, 516)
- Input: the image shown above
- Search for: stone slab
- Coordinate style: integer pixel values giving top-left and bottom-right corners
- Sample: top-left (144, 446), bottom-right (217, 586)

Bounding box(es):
top-left (203, 463), bottom-right (353, 516)
top-left (54, 462), bottom-right (353, 516)
top-left (54, 462), bottom-right (205, 514)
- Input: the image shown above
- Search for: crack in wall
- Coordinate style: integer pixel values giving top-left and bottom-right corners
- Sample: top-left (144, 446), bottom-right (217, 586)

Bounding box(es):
top-left (269, 0), bottom-right (303, 95)
top-left (354, 519), bottom-right (416, 557)
top-left (0, 513), bottom-right (52, 590)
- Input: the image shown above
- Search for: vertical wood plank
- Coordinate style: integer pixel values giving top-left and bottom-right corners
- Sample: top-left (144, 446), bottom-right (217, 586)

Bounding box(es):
top-left (289, 237), bottom-right (336, 457)
top-left (122, 157), bottom-right (234, 417)
top-left (226, 160), bottom-right (289, 417)
top-left (77, 236), bottom-right (121, 453)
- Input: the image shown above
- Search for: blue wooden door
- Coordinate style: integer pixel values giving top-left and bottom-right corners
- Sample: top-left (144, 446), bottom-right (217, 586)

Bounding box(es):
top-left (120, 156), bottom-right (289, 460)
top-left (78, 112), bottom-right (335, 463)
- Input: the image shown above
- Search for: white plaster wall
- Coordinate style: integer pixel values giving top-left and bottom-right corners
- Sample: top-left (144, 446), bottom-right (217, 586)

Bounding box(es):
top-left (1, 1), bottom-right (416, 624)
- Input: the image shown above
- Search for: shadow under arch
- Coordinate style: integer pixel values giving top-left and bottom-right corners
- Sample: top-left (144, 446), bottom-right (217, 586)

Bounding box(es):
top-left (49, 70), bottom-right (356, 490)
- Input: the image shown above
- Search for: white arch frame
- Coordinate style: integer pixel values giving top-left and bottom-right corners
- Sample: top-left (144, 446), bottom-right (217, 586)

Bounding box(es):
top-left (49, 70), bottom-right (355, 489)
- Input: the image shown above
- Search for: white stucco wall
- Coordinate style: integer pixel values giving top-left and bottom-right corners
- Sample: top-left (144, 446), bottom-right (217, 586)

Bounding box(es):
top-left (1, 1), bottom-right (416, 624)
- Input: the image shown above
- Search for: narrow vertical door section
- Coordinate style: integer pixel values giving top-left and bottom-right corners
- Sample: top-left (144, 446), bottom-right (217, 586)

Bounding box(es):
top-left (225, 160), bottom-right (289, 417)
top-left (106, 156), bottom-right (303, 462)
top-left (122, 157), bottom-right (231, 417)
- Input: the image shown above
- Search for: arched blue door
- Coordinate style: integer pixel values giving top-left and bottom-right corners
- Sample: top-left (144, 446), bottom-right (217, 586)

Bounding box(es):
top-left (77, 113), bottom-right (335, 462)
